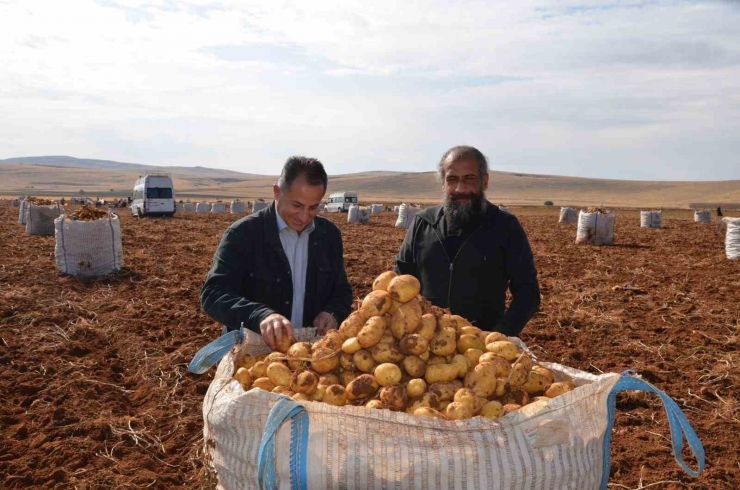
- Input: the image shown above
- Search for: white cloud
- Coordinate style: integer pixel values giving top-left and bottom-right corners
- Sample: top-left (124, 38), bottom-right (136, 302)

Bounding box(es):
top-left (0, 0), bottom-right (739, 179)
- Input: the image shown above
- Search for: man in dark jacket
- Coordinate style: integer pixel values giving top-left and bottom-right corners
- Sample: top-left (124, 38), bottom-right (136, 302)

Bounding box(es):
top-left (395, 146), bottom-right (540, 336)
top-left (201, 156), bottom-right (352, 349)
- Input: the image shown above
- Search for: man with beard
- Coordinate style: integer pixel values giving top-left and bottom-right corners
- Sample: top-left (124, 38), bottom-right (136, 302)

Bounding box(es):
top-left (394, 146), bottom-right (540, 336)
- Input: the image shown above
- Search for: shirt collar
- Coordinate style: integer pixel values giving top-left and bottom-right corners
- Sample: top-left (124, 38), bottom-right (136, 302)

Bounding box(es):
top-left (275, 210), bottom-right (315, 235)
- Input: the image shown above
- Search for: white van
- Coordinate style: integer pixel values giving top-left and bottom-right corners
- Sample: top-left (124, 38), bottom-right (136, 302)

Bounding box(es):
top-left (130, 173), bottom-right (176, 217)
top-left (325, 191), bottom-right (358, 213)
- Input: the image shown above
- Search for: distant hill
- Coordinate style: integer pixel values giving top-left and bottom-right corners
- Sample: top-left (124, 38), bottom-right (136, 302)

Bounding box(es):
top-left (1, 155), bottom-right (739, 208)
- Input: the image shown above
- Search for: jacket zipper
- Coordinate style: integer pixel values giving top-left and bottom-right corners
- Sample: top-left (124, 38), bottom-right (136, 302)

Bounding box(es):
top-left (430, 225), bottom-right (482, 309)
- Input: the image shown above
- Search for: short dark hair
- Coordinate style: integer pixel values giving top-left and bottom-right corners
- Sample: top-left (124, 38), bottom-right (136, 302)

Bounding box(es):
top-left (278, 156), bottom-right (328, 192)
top-left (437, 146), bottom-right (488, 181)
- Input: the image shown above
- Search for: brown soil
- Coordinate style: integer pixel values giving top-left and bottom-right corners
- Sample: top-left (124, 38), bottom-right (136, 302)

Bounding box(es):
top-left (0, 203), bottom-right (738, 489)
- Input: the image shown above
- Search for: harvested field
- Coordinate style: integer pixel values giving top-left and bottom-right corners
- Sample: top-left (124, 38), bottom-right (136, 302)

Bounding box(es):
top-left (1, 202), bottom-right (739, 489)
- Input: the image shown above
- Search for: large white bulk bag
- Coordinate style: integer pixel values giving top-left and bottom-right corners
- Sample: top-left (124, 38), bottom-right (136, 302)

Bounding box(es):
top-left (188, 329), bottom-right (704, 490)
top-left (694, 210), bottom-right (711, 222)
top-left (576, 210), bottom-right (615, 246)
top-left (358, 206), bottom-right (370, 223)
top-left (347, 204), bottom-right (359, 223)
top-left (196, 202), bottom-right (211, 213)
top-left (211, 202), bottom-right (226, 213)
top-left (26, 203), bottom-right (63, 236)
top-left (252, 201), bottom-right (268, 213)
top-left (175, 202), bottom-right (184, 212)
top-left (370, 204), bottom-right (383, 214)
top-left (18, 200), bottom-right (28, 225)
top-left (558, 207), bottom-right (577, 223)
top-left (230, 201), bottom-right (246, 214)
top-left (54, 213), bottom-right (124, 276)
top-left (184, 202), bottom-right (196, 212)
top-left (724, 217), bottom-right (740, 259)
top-left (640, 210), bottom-right (662, 228)
top-left (395, 204), bottom-right (411, 228)
top-left (393, 205), bottom-right (400, 212)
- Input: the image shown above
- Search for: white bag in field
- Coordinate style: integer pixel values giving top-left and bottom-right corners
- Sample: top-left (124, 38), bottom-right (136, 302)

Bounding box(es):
top-left (558, 207), bottom-right (577, 223)
top-left (253, 201), bottom-right (269, 213)
top-left (230, 201), bottom-right (246, 214)
top-left (26, 203), bottom-right (63, 236)
top-left (358, 207), bottom-right (370, 223)
top-left (211, 202), bottom-right (226, 213)
top-left (175, 202), bottom-right (184, 212)
top-left (347, 204), bottom-right (360, 223)
top-left (370, 204), bottom-right (383, 214)
top-left (393, 205), bottom-right (400, 213)
top-left (723, 217), bottom-right (740, 259)
top-left (54, 213), bottom-right (124, 276)
top-left (18, 200), bottom-right (28, 225)
top-left (189, 330), bottom-right (704, 490)
top-left (184, 202), bottom-right (196, 212)
top-left (196, 202), bottom-right (211, 213)
top-left (640, 210), bottom-right (662, 228)
top-left (576, 210), bottom-right (615, 246)
top-left (395, 204), bottom-right (420, 229)
top-left (694, 210), bottom-right (711, 222)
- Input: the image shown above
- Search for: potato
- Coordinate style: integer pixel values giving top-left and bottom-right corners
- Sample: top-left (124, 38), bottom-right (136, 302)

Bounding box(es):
top-left (457, 334), bottom-right (485, 354)
top-left (504, 388), bottom-right (530, 406)
top-left (402, 355), bottom-right (427, 378)
top-left (374, 363), bottom-right (402, 386)
top-left (464, 363), bottom-right (497, 397)
top-left (425, 363), bottom-right (460, 384)
top-left (289, 370), bottom-right (318, 395)
top-left (371, 342), bottom-right (405, 363)
top-left (494, 377), bottom-right (508, 397)
top-left (399, 334), bottom-right (428, 356)
top-left (252, 377), bottom-right (276, 391)
top-left (463, 348), bottom-right (484, 367)
top-left (459, 326), bottom-right (482, 338)
top-left (353, 349), bottom-right (378, 373)
top-left (450, 354), bottom-right (470, 377)
top-left (373, 271), bottom-right (397, 291)
top-left (429, 380), bottom-right (464, 401)
top-left (532, 396), bottom-right (551, 403)
top-left (380, 385), bottom-right (408, 411)
top-left (286, 342), bottom-right (312, 371)
top-left (267, 362), bottom-right (292, 387)
top-left (272, 386), bottom-right (294, 396)
top-left (339, 352), bottom-right (355, 371)
top-left (311, 384), bottom-right (327, 401)
top-left (406, 392), bottom-right (441, 413)
top-left (390, 298), bottom-right (422, 339)
top-left (532, 366), bottom-right (555, 385)
top-left (233, 367), bottom-right (253, 389)
top-left (274, 334), bottom-right (294, 354)
top-left (365, 399), bottom-right (386, 409)
top-left (346, 374), bottom-right (380, 401)
top-left (414, 407), bottom-right (446, 419)
top-left (484, 332), bottom-right (508, 344)
top-left (480, 400), bottom-right (504, 420)
top-left (508, 363), bottom-right (529, 388)
top-left (360, 290), bottom-right (392, 318)
top-left (407, 378), bottom-right (427, 398)
top-left (339, 311), bottom-right (366, 339)
top-left (387, 299), bottom-right (403, 315)
top-left (446, 402), bottom-right (473, 420)
top-left (341, 337), bottom-right (363, 355)
top-left (514, 354), bottom-right (534, 371)
top-left (478, 354), bottom-right (512, 378)
top-left (321, 330), bottom-right (344, 350)
top-left (249, 360), bottom-right (268, 379)
top-left (388, 274), bottom-right (421, 303)
top-left (453, 388), bottom-right (483, 415)
top-left (311, 347), bottom-right (340, 374)
top-left (502, 403), bottom-right (522, 414)
top-left (323, 384), bottom-right (347, 406)
top-left (544, 381), bottom-right (576, 398)
top-left (426, 354), bottom-right (447, 366)
top-left (379, 332), bottom-right (396, 344)
top-left (417, 314), bottom-right (437, 341)
top-left (430, 331), bottom-right (457, 357)
top-left (451, 314), bottom-right (471, 327)
top-left (318, 374), bottom-right (339, 386)
top-left (438, 314), bottom-right (458, 332)
top-left (485, 341), bottom-right (519, 362)
top-left (266, 352), bottom-right (286, 364)
top-left (357, 316), bottom-right (386, 348)
top-left (340, 371), bottom-right (359, 387)
top-left (418, 350), bottom-right (430, 362)
top-left (439, 400), bottom-right (451, 411)
top-left (234, 354), bottom-right (256, 371)
top-left (521, 370), bottom-right (552, 394)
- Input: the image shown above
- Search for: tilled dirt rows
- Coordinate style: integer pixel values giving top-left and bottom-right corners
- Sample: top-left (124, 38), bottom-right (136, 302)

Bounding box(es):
top-left (1, 203), bottom-right (738, 489)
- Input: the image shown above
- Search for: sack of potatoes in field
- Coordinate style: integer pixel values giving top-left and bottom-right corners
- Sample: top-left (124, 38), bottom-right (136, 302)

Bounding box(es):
top-left (229, 270), bottom-right (576, 421)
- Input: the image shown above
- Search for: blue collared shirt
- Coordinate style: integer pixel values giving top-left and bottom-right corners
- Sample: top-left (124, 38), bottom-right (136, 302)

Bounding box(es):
top-left (275, 210), bottom-right (315, 329)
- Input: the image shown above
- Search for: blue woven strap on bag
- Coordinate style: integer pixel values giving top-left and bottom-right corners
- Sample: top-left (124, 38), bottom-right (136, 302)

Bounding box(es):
top-left (257, 396), bottom-right (309, 490)
top-left (600, 371), bottom-right (705, 489)
top-left (187, 329), bottom-right (244, 374)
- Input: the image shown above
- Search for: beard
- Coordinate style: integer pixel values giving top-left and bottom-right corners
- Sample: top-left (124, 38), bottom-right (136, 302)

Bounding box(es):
top-left (443, 189), bottom-right (486, 232)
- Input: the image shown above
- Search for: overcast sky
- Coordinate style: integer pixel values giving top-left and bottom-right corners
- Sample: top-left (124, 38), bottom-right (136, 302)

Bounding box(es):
top-left (1, 0), bottom-right (739, 180)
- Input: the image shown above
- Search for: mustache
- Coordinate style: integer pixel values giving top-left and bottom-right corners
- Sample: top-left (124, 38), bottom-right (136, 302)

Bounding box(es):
top-left (449, 192), bottom-right (477, 201)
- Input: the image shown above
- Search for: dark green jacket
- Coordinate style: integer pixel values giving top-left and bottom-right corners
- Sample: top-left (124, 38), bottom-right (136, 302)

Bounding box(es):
top-left (201, 202), bottom-right (352, 333)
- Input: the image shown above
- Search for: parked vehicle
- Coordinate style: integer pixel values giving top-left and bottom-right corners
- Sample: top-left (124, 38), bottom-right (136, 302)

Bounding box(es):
top-left (130, 173), bottom-right (176, 217)
top-left (325, 191), bottom-right (358, 213)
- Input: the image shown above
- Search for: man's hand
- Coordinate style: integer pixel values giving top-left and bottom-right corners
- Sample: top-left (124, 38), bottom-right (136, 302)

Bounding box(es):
top-left (260, 313), bottom-right (295, 350)
top-left (312, 311), bottom-right (338, 336)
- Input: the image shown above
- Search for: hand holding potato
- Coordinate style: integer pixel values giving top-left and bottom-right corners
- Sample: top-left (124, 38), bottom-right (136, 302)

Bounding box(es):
top-left (260, 313), bottom-right (295, 352)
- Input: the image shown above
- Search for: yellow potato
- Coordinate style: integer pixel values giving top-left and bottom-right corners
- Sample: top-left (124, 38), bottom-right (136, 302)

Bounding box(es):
top-left (494, 377), bottom-right (508, 397)
top-left (387, 299), bottom-right (403, 315)
top-left (480, 400), bottom-right (504, 420)
top-left (532, 395), bottom-right (550, 403)
top-left (407, 378), bottom-right (427, 398)
top-left (374, 363), bottom-right (402, 386)
top-left (311, 347), bottom-right (340, 374)
top-left (457, 334), bottom-right (485, 354)
top-left (451, 315), bottom-right (471, 328)
top-left (311, 384), bottom-right (327, 401)
top-left (290, 370), bottom-right (319, 395)
top-left (450, 354), bottom-right (470, 377)
top-left (252, 377), bottom-right (276, 392)
top-left (323, 384), bottom-right (347, 406)
top-left (532, 366), bottom-right (555, 385)
top-left (339, 311), bottom-right (366, 340)
top-left (274, 334), bottom-right (294, 354)
top-left (426, 354), bottom-right (447, 366)
top-left (266, 352), bottom-right (286, 364)
top-left (438, 314), bottom-right (458, 332)
top-left (318, 374), bottom-right (339, 386)
top-left (339, 352), bottom-right (355, 371)
top-left (399, 334), bottom-right (428, 356)
top-left (371, 342), bottom-right (405, 363)
top-left (286, 342), bottom-right (312, 371)
top-left (439, 400), bottom-right (451, 411)
top-left (463, 348), bottom-right (484, 367)
top-left (504, 388), bottom-right (530, 406)
top-left (484, 332), bottom-right (508, 344)
top-left (234, 354), bottom-right (256, 371)
top-left (379, 332), bottom-right (396, 344)
top-left (430, 331), bottom-right (457, 357)
top-left (346, 374), bottom-right (380, 401)
top-left (508, 363), bottom-right (529, 388)
top-left (417, 314), bottom-right (437, 341)
top-left (267, 362), bottom-right (292, 387)
top-left (293, 393), bottom-right (312, 401)
top-left (429, 380), bottom-right (464, 401)
top-left (233, 367), bottom-right (253, 389)
top-left (406, 392), bottom-right (441, 413)
top-left (357, 316), bottom-right (386, 348)
top-left (249, 360), bottom-right (268, 379)
top-left (380, 385), bottom-right (408, 411)
top-left (544, 381), bottom-right (576, 398)
top-left (272, 386), bottom-right (294, 396)
top-left (414, 407), bottom-right (446, 419)
top-left (388, 274), bottom-right (421, 303)
top-left (360, 290), bottom-right (392, 318)
top-left (353, 349), bottom-right (378, 373)
top-left (514, 354), bottom-right (534, 371)
top-left (365, 399), bottom-right (386, 409)
top-left (502, 403), bottom-right (522, 414)
top-left (321, 330), bottom-right (344, 350)
top-left (418, 351), bottom-right (430, 362)
top-left (425, 363), bottom-right (460, 384)
top-left (478, 354), bottom-right (513, 378)
top-left (485, 341), bottom-right (519, 362)
top-left (459, 326), bottom-right (482, 338)
top-left (372, 271), bottom-right (397, 292)
top-left (446, 402), bottom-right (473, 420)
top-left (402, 355), bottom-right (427, 378)
top-left (463, 363), bottom-right (498, 397)
top-left (340, 371), bottom-right (359, 387)
top-left (341, 337), bottom-right (363, 355)
top-left (390, 298), bottom-right (422, 339)
top-left (521, 371), bottom-right (552, 394)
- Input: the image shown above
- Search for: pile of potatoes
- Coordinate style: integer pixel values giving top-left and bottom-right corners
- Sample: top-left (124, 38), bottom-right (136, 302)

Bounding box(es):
top-left (232, 272), bottom-right (576, 421)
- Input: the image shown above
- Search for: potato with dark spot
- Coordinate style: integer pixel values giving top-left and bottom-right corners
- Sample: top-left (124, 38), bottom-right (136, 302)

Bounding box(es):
top-left (399, 333), bottom-right (428, 356)
top-left (289, 369), bottom-right (319, 395)
top-left (453, 388), bottom-right (483, 415)
top-left (357, 316), bottom-right (387, 348)
top-left (353, 348), bottom-right (378, 373)
top-left (457, 334), bottom-right (485, 354)
top-left (252, 377), bottom-right (276, 391)
top-left (463, 362), bottom-right (497, 397)
top-left (323, 384), bottom-right (347, 406)
top-left (438, 314), bottom-right (458, 332)
top-left (478, 354), bottom-right (512, 378)
top-left (406, 392), bottom-right (441, 413)
top-left (485, 341), bottom-right (519, 362)
top-left (521, 370), bottom-right (551, 394)
top-left (446, 401), bottom-right (473, 420)
top-left (463, 348), bottom-right (484, 367)
top-left (318, 374), bottom-right (339, 386)
top-left (360, 290), bottom-right (392, 318)
top-left (286, 342), bottom-right (312, 371)
top-left (371, 342), bottom-right (405, 363)
top-left (339, 352), bottom-right (354, 371)
top-left (339, 311), bottom-right (366, 340)
top-left (365, 399), bottom-right (386, 409)
top-left (380, 384), bottom-right (408, 411)
top-left (480, 400), bottom-right (504, 420)
top-left (417, 314), bottom-right (437, 341)
top-left (429, 380), bottom-right (464, 401)
top-left (372, 271), bottom-right (397, 292)
top-left (402, 355), bottom-right (427, 378)
top-left (311, 347), bottom-right (340, 374)
top-left (430, 330), bottom-right (457, 357)
top-left (390, 298), bottom-right (422, 339)
top-left (532, 366), bottom-right (555, 385)
top-left (340, 371), bottom-right (359, 387)
top-left (503, 388), bottom-right (530, 406)
top-left (388, 275), bottom-right (421, 303)
top-left (346, 374), bottom-right (380, 401)
top-left (508, 363), bottom-right (529, 388)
